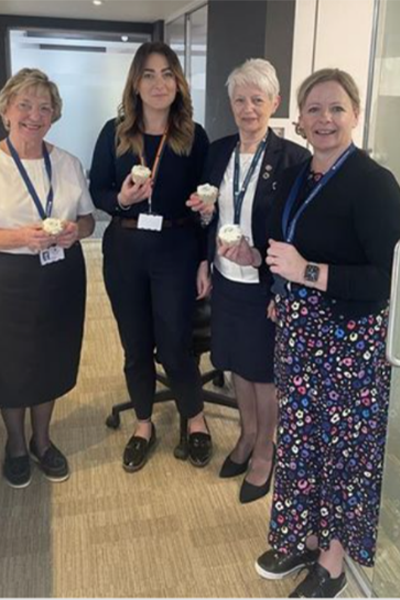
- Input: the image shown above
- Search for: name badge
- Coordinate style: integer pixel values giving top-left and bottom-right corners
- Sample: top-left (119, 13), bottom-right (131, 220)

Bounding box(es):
top-left (39, 245), bottom-right (65, 266)
top-left (137, 213), bottom-right (163, 232)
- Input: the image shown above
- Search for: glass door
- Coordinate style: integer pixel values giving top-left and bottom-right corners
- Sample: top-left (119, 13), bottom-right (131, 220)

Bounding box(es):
top-left (365, 0), bottom-right (400, 595)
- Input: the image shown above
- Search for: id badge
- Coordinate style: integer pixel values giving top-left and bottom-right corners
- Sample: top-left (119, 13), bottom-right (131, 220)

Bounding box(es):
top-left (39, 245), bottom-right (65, 266)
top-left (137, 213), bottom-right (163, 232)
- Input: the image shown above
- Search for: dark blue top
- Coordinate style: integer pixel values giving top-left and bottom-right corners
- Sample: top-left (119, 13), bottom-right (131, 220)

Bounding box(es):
top-left (89, 119), bottom-right (209, 220)
top-left (202, 129), bottom-right (310, 285)
top-left (269, 148), bottom-right (400, 316)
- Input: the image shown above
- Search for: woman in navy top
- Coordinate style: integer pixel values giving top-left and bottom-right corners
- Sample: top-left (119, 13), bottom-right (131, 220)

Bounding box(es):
top-left (256, 68), bottom-right (400, 598)
top-left (90, 42), bottom-right (212, 472)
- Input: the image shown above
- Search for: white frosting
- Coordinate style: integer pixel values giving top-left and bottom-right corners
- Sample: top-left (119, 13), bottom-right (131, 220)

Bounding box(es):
top-left (131, 165), bottom-right (151, 184)
top-left (42, 217), bottom-right (64, 235)
top-left (197, 183), bottom-right (218, 205)
top-left (218, 224), bottom-right (243, 246)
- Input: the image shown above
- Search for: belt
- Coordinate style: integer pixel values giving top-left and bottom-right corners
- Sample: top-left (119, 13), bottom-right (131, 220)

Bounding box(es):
top-left (114, 216), bottom-right (193, 230)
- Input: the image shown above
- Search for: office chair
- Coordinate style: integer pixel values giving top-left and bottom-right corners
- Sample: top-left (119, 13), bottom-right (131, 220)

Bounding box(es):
top-left (105, 297), bottom-right (237, 459)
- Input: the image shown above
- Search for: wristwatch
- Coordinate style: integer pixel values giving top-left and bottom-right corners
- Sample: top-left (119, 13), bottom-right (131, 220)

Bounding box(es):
top-left (304, 263), bottom-right (320, 284)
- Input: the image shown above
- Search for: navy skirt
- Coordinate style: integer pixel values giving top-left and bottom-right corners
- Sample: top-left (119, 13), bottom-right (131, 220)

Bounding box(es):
top-left (210, 268), bottom-right (275, 383)
top-left (0, 244), bottom-right (86, 408)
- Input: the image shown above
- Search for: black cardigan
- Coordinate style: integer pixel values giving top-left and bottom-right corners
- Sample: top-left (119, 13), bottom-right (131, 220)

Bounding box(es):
top-left (269, 148), bottom-right (400, 316)
top-left (202, 129), bottom-right (310, 284)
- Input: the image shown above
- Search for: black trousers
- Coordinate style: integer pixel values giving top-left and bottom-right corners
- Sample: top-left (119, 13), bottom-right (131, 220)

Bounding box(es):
top-left (103, 220), bottom-right (203, 421)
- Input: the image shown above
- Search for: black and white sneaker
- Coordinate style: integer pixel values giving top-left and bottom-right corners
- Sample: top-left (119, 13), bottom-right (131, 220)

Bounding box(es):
top-left (255, 548), bottom-right (320, 580)
top-left (3, 447), bottom-right (31, 489)
top-left (289, 563), bottom-right (347, 598)
top-left (30, 439), bottom-right (70, 482)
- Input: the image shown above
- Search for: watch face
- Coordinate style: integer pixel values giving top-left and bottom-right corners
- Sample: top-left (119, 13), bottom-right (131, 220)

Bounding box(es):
top-left (304, 263), bottom-right (320, 283)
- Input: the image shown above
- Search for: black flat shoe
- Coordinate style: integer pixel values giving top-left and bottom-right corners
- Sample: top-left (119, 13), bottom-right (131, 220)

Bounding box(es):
top-left (188, 429), bottom-right (212, 468)
top-left (239, 443), bottom-right (276, 504)
top-left (123, 423), bottom-right (156, 473)
top-left (289, 563), bottom-right (347, 598)
top-left (219, 452), bottom-right (252, 478)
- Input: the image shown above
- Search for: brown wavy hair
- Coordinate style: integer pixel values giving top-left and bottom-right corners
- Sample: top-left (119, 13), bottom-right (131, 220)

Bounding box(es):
top-left (116, 42), bottom-right (194, 157)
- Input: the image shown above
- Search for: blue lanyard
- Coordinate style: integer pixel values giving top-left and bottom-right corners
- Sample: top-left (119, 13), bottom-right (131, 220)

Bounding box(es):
top-left (233, 135), bottom-right (268, 224)
top-left (6, 137), bottom-right (54, 220)
top-left (282, 144), bottom-right (356, 243)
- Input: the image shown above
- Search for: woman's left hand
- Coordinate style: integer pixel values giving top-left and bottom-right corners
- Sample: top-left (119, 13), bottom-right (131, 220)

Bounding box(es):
top-left (266, 239), bottom-right (307, 284)
top-left (217, 236), bottom-right (261, 267)
top-left (196, 260), bottom-right (212, 299)
top-left (55, 221), bottom-right (79, 249)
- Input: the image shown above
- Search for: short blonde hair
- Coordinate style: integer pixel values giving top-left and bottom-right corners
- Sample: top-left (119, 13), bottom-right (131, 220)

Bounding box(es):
top-left (0, 68), bottom-right (62, 130)
top-left (297, 68), bottom-right (361, 113)
top-left (226, 58), bottom-right (280, 101)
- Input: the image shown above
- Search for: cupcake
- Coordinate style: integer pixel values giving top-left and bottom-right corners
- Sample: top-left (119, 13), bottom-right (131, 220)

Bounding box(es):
top-left (131, 165), bottom-right (151, 185)
top-left (42, 218), bottom-right (64, 235)
top-left (218, 224), bottom-right (243, 247)
top-left (197, 183), bottom-right (219, 205)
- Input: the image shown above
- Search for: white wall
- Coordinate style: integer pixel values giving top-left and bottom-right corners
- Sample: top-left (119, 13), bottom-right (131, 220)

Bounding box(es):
top-left (270, 0), bottom-right (375, 148)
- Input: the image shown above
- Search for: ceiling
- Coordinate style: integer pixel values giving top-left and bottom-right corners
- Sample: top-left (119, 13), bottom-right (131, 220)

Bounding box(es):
top-left (0, 0), bottom-right (195, 23)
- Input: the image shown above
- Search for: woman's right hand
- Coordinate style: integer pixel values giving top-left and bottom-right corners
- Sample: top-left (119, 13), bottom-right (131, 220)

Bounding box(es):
top-left (186, 193), bottom-right (215, 217)
top-left (20, 224), bottom-right (54, 252)
top-left (117, 174), bottom-right (153, 208)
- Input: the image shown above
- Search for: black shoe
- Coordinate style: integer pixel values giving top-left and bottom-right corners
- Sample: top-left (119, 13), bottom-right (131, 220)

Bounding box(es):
top-left (3, 446), bottom-right (31, 489)
top-left (123, 423), bottom-right (157, 473)
top-left (255, 548), bottom-right (320, 580)
top-left (219, 451), bottom-right (252, 478)
top-left (289, 563), bottom-right (347, 598)
top-left (188, 428), bottom-right (212, 468)
top-left (239, 444), bottom-right (276, 504)
top-left (30, 439), bottom-right (70, 482)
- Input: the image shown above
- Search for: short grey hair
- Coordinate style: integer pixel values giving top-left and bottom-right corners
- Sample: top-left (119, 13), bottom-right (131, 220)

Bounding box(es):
top-left (0, 68), bottom-right (62, 130)
top-left (226, 58), bottom-right (280, 100)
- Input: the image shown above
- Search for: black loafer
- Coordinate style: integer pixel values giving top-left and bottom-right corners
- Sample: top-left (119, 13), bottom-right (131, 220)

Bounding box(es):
top-left (255, 548), bottom-right (320, 580)
top-left (289, 563), bottom-right (347, 598)
top-left (219, 452), bottom-right (252, 478)
top-left (123, 423), bottom-right (156, 473)
top-left (188, 430), bottom-right (212, 467)
top-left (3, 445), bottom-right (31, 489)
top-left (30, 439), bottom-right (69, 483)
top-left (239, 443), bottom-right (276, 504)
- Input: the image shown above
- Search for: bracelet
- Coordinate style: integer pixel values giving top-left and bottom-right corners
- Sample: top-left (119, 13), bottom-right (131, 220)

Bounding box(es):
top-left (200, 212), bottom-right (214, 227)
top-left (117, 195), bottom-right (131, 211)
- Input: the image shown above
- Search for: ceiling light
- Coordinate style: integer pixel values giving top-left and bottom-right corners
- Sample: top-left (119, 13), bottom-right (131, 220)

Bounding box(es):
top-left (93, 0), bottom-right (103, 6)
top-left (121, 35), bottom-right (128, 42)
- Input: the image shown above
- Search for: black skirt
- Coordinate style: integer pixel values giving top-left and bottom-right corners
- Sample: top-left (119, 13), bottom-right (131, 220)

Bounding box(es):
top-left (210, 268), bottom-right (275, 383)
top-left (0, 244), bottom-right (86, 408)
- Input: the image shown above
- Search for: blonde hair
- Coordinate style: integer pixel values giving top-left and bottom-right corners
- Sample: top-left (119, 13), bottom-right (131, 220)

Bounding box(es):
top-left (297, 68), bottom-right (361, 113)
top-left (226, 58), bottom-right (280, 100)
top-left (116, 41), bottom-right (194, 157)
top-left (0, 68), bottom-right (62, 130)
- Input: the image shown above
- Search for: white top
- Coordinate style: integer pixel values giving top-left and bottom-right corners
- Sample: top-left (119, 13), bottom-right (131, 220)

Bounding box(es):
top-left (214, 151), bottom-right (262, 284)
top-left (0, 145), bottom-right (94, 255)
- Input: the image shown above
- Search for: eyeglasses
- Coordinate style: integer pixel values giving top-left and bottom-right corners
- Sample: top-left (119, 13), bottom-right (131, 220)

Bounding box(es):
top-left (14, 100), bottom-right (54, 117)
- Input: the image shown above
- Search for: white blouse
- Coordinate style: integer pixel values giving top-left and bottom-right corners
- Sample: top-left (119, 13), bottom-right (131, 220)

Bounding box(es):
top-left (214, 151), bottom-right (262, 284)
top-left (0, 146), bottom-right (94, 255)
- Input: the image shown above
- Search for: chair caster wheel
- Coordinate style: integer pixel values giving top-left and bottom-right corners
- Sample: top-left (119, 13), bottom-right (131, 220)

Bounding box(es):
top-left (213, 371), bottom-right (225, 387)
top-left (106, 413), bottom-right (120, 429)
top-left (174, 442), bottom-right (189, 460)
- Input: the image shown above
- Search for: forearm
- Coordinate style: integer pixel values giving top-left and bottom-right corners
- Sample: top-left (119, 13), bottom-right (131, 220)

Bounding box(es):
top-left (0, 227), bottom-right (28, 250)
top-left (77, 214), bottom-right (95, 240)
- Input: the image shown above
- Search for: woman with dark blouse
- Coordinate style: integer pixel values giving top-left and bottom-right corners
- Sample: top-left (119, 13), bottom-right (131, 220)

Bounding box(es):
top-left (255, 68), bottom-right (400, 598)
top-left (188, 59), bottom-right (309, 504)
top-left (90, 42), bottom-right (212, 472)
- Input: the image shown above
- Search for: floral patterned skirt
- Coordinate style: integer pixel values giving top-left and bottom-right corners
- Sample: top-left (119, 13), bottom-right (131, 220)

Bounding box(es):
top-left (268, 286), bottom-right (390, 567)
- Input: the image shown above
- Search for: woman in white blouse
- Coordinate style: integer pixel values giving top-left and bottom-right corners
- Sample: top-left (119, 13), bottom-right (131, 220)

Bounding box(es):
top-left (188, 59), bottom-right (309, 503)
top-left (0, 68), bottom-right (94, 489)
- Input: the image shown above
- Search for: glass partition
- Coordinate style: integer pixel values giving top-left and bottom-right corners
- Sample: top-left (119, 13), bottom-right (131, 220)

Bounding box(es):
top-left (8, 28), bottom-right (150, 172)
top-left (364, 0), bottom-right (400, 595)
